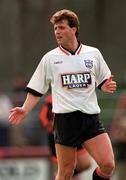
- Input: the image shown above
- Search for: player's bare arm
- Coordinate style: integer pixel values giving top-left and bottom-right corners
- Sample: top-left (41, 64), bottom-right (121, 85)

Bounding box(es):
top-left (101, 75), bottom-right (117, 93)
top-left (9, 93), bottom-right (41, 125)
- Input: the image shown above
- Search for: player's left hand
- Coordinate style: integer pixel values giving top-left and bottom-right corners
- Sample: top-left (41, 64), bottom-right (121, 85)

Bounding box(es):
top-left (101, 75), bottom-right (117, 93)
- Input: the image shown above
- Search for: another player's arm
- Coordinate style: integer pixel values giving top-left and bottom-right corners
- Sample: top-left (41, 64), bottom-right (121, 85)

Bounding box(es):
top-left (9, 92), bottom-right (41, 125)
top-left (40, 105), bottom-right (50, 127)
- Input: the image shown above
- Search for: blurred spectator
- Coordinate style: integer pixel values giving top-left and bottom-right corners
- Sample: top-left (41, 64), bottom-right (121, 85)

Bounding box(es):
top-left (12, 73), bottom-right (27, 106)
top-left (11, 74), bottom-right (47, 146)
top-left (110, 91), bottom-right (126, 180)
top-left (10, 74), bottom-right (28, 146)
top-left (0, 92), bottom-right (13, 146)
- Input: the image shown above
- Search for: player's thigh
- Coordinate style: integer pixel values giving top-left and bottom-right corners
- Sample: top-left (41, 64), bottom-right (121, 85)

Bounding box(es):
top-left (55, 144), bottom-right (77, 169)
top-left (76, 148), bottom-right (91, 170)
top-left (84, 133), bottom-right (114, 165)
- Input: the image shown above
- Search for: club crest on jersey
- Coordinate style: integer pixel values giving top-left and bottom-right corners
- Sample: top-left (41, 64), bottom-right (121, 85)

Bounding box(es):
top-left (61, 72), bottom-right (91, 89)
top-left (84, 60), bottom-right (93, 69)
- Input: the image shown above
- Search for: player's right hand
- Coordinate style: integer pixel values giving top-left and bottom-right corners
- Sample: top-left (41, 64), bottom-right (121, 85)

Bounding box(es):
top-left (9, 107), bottom-right (27, 125)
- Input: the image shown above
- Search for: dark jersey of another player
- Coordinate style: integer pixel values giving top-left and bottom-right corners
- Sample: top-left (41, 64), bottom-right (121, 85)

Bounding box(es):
top-left (39, 94), bottom-right (54, 133)
top-left (39, 94), bottom-right (57, 162)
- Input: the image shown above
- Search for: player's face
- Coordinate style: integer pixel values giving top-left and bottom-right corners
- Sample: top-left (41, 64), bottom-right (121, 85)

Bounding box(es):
top-left (54, 20), bottom-right (76, 47)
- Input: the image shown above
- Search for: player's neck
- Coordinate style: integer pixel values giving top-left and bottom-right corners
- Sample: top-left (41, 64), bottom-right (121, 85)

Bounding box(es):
top-left (62, 39), bottom-right (79, 53)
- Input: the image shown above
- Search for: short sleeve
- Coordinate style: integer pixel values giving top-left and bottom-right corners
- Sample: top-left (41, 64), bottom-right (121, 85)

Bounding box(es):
top-left (26, 55), bottom-right (51, 95)
top-left (95, 49), bottom-right (111, 87)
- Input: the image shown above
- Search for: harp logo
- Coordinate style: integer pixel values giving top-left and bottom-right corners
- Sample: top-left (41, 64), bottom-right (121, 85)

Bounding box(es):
top-left (61, 72), bottom-right (91, 89)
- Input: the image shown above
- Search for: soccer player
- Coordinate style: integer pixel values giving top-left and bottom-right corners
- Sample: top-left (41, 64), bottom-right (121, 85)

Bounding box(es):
top-left (39, 94), bottom-right (91, 179)
top-left (9, 9), bottom-right (117, 180)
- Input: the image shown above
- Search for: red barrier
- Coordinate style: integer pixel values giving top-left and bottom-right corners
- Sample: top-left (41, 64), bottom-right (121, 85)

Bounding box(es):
top-left (0, 146), bottom-right (51, 159)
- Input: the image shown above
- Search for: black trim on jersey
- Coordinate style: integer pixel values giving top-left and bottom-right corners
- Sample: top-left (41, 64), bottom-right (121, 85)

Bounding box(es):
top-left (61, 41), bottom-right (80, 55)
top-left (98, 79), bottom-right (108, 89)
top-left (25, 87), bottom-right (43, 97)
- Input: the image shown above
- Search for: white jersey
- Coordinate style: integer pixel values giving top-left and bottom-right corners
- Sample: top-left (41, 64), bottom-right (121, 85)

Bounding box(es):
top-left (27, 44), bottom-right (111, 114)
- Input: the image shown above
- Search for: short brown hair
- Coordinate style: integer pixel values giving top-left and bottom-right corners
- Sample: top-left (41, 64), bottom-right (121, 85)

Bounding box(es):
top-left (50, 9), bottom-right (80, 37)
